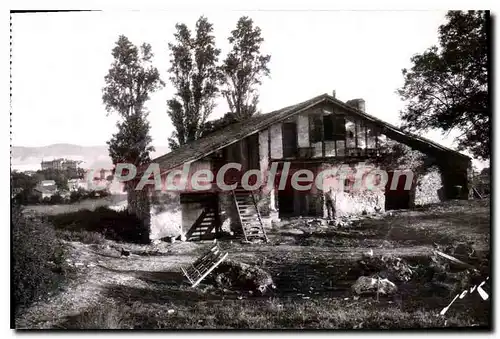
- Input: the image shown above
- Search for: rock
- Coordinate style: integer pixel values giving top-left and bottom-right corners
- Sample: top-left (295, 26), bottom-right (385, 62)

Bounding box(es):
top-left (210, 259), bottom-right (275, 294)
top-left (221, 218), bottom-right (231, 233)
top-left (451, 242), bottom-right (475, 258)
top-left (167, 309), bottom-right (175, 314)
top-left (352, 276), bottom-right (397, 295)
top-left (357, 255), bottom-right (413, 282)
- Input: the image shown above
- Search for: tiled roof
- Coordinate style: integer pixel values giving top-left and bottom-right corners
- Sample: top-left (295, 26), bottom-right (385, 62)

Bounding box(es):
top-left (149, 93), bottom-right (470, 174)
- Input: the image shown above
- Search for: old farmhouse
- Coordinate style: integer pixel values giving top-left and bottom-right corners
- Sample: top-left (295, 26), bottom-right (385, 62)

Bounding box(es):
top-left (128, 93), bottom-right (471, 242)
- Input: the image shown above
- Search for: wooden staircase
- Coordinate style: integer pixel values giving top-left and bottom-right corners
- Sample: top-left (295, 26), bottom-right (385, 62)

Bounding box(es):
top-left (185, 205), bottom-right (219, 241)
top-left (232, 185), bottom-right (268, 242)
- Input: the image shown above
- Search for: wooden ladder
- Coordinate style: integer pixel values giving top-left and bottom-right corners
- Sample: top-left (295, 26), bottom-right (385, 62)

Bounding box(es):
top-left (181, 242), bottom-right (228, 288)
top-left (232, 185), bottom-right (268, 242)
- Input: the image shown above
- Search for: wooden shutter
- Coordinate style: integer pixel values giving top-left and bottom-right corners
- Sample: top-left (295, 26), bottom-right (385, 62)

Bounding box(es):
top-left (323, 116), bottom-right (334, 141)
top-left (309, 116), bottom-right (323, 143)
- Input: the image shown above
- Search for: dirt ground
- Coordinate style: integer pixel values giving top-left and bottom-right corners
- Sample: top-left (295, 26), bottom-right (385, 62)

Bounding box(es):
top-left (15, 199), bottom-right (491, 329)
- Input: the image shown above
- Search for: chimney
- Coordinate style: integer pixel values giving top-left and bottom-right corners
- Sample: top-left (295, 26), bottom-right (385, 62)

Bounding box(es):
top-left (332, 90), bottom-right (336, 98)
top-left (346, 98), bottom-right (365, 112)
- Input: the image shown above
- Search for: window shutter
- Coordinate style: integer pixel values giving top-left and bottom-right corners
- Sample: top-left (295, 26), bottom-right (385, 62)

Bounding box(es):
top-left (333, 116), bottom-right (346, 141)
top-left (309, 116), bottom-right (323, 143)
top-left (323, 115), bottom-right (334, 141)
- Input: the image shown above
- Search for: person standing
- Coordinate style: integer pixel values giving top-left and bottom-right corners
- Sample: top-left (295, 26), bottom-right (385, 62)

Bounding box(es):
top-left (325, 187), bottom-right (336, 220)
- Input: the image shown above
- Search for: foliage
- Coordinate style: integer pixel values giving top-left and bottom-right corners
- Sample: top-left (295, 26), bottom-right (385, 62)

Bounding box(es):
top-left (12, 169), bottom-right (73, 192)
top-left (398, 11), bottom-right (489, 160)
top-left (221, 16), bottom-right (271, 121)
top-left (102, 35), bottom-right (163, 166)
top-left (378, 139), bottom-right (436, 174)
top-left (12, 204), bottom-right (70, 314)
top-left (56, 230), bottom-right (106, 245)
top-left (49, 192), bottom-right (64, 204)
top-left (107, 112), bottom-right (155, 166)
top-left (200, 112), bottom-right (238, 137)
top-left (166, 16), bottom-right (221, 150)
top-left (11, 171), bottom-right (37, 191)
top-left (48, 206), bottom-right (148, 244)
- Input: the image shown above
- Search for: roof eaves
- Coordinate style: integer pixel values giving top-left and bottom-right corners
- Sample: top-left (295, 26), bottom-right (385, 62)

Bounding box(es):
top-left (325, 95), bottom-right (471, 160)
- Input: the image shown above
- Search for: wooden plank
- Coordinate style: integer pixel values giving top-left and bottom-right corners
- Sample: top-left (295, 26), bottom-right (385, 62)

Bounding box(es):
top-left (192, 252), bottom-right (229, 288)
top-left (434, 250), bottom-right (478, 272)
top-left (180, 266), bottom-right (194, 284)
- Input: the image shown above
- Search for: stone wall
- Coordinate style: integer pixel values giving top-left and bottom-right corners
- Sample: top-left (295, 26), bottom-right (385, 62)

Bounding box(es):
top-left (317, 162), bottom-right (386, 217)
top-left (269, 123), bottom-right (283, 159)
top-left (149, 190), bottom-right (182, 240)
top-left (297, 114), bottom-right (309, 148)
top-left (414, 166), bottom-right (443, 206)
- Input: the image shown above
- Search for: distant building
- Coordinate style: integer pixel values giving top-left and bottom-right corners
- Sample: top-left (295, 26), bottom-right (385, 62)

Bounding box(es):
top-left (99, 168), bottom-right (113, 180)
top-left (68, 178), bottom-right (89, 192)
top-left (41, 158), bottom-right (81, 171)
top-left (33, 180), bottom-right (58, 200)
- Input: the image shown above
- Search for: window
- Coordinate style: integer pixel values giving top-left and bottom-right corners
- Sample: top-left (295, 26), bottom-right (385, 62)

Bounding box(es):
top-left (324, 116), bottom-right (334, 140)
top-left (324, 115), bottom-right (346, 141)
top-left (346, 118), bottom-right (356, 148)
top-left (344, 178), bottom-right (352, 192)
top-left (333, 116), bottom-right (347, 140)
top-left (282, 122), bottom-right (298, 158)
top-left (309, 115), bottom-right (323, 143)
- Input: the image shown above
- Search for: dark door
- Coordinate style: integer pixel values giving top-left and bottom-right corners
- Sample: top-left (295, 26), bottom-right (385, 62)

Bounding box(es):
top-left (385, 171), bottom-right (411, 210)
top-left (276, 170), bottom-right (295, 218)
top-left (246, 134), bottom-right (260, 170)
top-left (282, 123), bottom-right (298, 158)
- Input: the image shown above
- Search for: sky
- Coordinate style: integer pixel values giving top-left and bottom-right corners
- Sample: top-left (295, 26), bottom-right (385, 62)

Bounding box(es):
top-left (10, 10), bottom-right (488, 168)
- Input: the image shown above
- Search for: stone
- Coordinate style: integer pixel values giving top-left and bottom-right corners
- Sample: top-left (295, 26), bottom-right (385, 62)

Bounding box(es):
top-left (352, 276), bottom-right (397, 295)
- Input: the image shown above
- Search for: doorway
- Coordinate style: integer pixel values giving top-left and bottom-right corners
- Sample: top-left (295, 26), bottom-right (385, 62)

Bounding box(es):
top-left (385, 171), bottom-right (411, 210)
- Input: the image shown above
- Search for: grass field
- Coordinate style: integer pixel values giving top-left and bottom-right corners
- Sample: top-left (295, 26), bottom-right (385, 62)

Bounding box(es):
top-left (15, 199), bottom-right (491, 330)
top-left (22, 194), bottom-right (127, 216)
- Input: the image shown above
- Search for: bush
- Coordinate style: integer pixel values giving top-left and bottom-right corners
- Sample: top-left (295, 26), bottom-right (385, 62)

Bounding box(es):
top-left (50, 193), bottom-right (64, 204)
top-left (57, 302), bottom-right (132, 329)
top-left (49, 206), bottom-right (149, 244)
top-left (12, 204), bottom-right (69, 315)
top-left (70, 189), bottom-right (85, 203)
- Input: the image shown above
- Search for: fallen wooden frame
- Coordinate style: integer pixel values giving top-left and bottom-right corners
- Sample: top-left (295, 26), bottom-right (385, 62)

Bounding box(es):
top-left (181, 243), bottom-right (229, 288)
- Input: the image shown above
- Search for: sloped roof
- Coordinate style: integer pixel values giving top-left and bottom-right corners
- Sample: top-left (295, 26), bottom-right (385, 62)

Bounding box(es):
top-left (34, 185), bottom-right (57, 194)
top-left (151, 93), bottom-right (470, 174)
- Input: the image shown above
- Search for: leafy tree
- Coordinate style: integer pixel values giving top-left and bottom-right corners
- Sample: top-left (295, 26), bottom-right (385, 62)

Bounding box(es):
top-left (49, 193), bottom-right (64, 205)
top-left (398, 11), bottom-right (489, 160)
top-left (221, 16), bottom-right (271, 121)
top-left (11, 171), bottom-right (37, 191)
top-left (166, 16), bottom-right (221, 150)
top-left (200, 112), bottom-right (238, 137)
top-left (31, 169), bottom-right (69, 191)
top-left (102, 35), bottom-right (164, 166)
